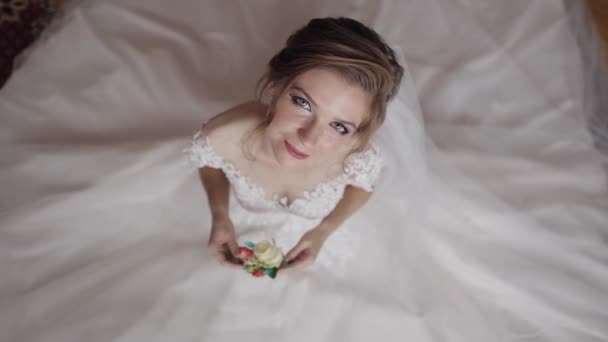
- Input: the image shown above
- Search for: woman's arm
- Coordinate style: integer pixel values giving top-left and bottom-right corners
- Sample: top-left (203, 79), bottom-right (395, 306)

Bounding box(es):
top-left (317, 185), bottom-right (372, 236)
top-left (285, 185), bottom-right (372, 270)
top-left (199, 166), bottom-right (241, 268)
top-left (195, 103), bottom-right (263, 267)
top-left (199, 167), bottom-right (230, 220)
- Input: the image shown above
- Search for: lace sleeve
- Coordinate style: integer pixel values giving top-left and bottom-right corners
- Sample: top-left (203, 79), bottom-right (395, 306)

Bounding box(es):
top-left (184, 129), bottom-right (225, 169)
top-left (344, 144), bottom-right (385, 192)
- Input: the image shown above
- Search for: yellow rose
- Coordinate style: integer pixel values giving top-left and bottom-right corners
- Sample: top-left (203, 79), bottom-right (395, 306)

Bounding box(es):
top-left (253, 240), bottom-right (284, 268)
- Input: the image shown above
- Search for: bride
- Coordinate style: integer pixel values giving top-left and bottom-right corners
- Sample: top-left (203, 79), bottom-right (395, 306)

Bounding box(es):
top-left (191, 17), bottom-right (400, 272)
top-left (2, 14), bottom-right (608, 342)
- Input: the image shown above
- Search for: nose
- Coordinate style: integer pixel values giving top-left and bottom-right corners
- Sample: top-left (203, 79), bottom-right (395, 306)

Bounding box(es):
top-left (297, 120), bottom-right (322, 148)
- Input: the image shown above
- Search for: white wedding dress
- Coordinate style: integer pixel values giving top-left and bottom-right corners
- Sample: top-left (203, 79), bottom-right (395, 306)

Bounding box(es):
top-left (2, 1), bottom-right (608, 342)
top-left (185, 129), bottom-right (384, 269)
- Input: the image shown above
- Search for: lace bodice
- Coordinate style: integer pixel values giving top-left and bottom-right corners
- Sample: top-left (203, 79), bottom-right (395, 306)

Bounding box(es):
top-left (186, 130), bottom-right (384, 220)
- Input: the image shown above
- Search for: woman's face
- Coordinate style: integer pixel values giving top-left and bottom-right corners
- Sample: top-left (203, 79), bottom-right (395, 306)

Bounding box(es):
top-left (264, 68), bottom-right (371, 170)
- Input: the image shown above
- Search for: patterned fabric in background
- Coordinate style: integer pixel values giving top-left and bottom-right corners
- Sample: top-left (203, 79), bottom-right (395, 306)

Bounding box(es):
top-left (0, 0), bottom-right (61, 88)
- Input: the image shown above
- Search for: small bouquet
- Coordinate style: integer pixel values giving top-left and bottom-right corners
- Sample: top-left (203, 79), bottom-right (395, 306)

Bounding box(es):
top-left (237, 240), bottom-right (285, 279)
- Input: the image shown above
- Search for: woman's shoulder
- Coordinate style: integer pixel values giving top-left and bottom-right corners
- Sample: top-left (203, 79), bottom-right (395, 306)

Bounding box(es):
top-left (201, 100), bottom-right (265, 159)
top-left (203, 101), bottom-right (263, 138)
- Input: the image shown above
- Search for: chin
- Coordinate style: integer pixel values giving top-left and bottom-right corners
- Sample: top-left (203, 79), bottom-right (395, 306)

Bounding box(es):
top-left (278, 152), bottom-right (304, 168)
top-left (275, 149), bottom-right (311, 169)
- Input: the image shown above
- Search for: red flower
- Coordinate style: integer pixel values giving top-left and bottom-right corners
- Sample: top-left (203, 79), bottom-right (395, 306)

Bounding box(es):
top-left (238, 247), bottom-right (254, 262)
top-left (252, 269), bottom-right (264, 277)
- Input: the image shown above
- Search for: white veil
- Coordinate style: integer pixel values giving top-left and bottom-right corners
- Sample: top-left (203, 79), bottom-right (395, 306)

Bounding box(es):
top-left (2, 1), bottom-right (608, 341)
top-left (368, 45), bottom-right (608, 340)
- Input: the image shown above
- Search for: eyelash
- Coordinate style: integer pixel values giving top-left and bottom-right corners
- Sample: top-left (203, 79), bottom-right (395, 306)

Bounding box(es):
top-left (289, 94), bottom-right (349, 136)
top-left (331, 122), bottom-right (349, 135)
top-left (290, 95), bottom-right (311, 111)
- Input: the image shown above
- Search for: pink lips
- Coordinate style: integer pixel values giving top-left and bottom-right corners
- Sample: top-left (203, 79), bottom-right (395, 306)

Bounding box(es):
top-left (284, 140), bottom-right (309, 160)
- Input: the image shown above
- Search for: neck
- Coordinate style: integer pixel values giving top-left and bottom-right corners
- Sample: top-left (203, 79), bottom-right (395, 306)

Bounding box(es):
top-left (250, 130), bottom-right (281, 168)
top-left (260, 132), bottom-right (278, 164)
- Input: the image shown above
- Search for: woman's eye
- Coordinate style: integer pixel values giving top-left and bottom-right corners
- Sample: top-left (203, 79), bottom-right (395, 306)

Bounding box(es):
top-left (291, 95), bottom-right (311, 111)
top-left (331, 122), bottom-right (349, 135)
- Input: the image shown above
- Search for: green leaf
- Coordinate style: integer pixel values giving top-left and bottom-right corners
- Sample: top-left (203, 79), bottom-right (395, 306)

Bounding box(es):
top-left (267, 268), bottom-right (278, 279)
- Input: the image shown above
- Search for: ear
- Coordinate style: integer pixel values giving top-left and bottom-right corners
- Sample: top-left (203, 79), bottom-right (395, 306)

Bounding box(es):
top-left (267, 81), bottom-right (278, 98)
top-left (260, 82), bottom-right (278, 105)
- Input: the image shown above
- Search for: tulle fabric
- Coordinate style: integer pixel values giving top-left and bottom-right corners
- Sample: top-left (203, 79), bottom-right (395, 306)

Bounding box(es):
top-left (1, 1), bottom-right (608, 341)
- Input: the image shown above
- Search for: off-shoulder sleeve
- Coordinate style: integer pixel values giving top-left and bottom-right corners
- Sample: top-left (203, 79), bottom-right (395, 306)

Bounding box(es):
top-left (184, 129), bottom-right (225, 169)
top-left (343, 144), bottom-right (385, 192)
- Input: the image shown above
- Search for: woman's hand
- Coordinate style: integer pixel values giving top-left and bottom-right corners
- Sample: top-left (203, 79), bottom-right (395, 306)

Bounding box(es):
top-left (284, 227), bottom-right (330, 271)
top-left (208, 216), bottom-right (242, 269)
top-left (282, 186), bottom-right (372, 272)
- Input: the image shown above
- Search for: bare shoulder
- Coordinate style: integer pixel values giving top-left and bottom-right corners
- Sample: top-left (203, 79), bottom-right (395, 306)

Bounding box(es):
top-left (203, 100), bottom-right (264, 138)
top-left (202, 100), bottom-right (265, 157)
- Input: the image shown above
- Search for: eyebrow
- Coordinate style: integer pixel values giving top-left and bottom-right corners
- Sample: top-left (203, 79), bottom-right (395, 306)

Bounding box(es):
top-left (292, 84), bottom-right (318, 108)
top-left (291, 83), bottom-right (359, 130)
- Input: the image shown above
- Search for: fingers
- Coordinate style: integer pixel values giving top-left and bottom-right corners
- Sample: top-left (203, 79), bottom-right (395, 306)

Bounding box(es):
top-left (208, 223), bottom-right (240, 268)
top-left (285, 242), bottom-right (306, 262)
top-left (208, 242), bottom-right (242, 269)
top-left (283, 241), bottom-right (316, 272)
top-left (282, 252), bottom-right (313, 272)
top-left (215, 250), bottom-right (243, 269)
top-left (227, 239), bottom-right (240, 258)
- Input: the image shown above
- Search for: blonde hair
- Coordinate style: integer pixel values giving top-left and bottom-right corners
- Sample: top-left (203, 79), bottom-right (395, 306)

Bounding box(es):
top-left (253, 17), bottom-right (404, 153)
